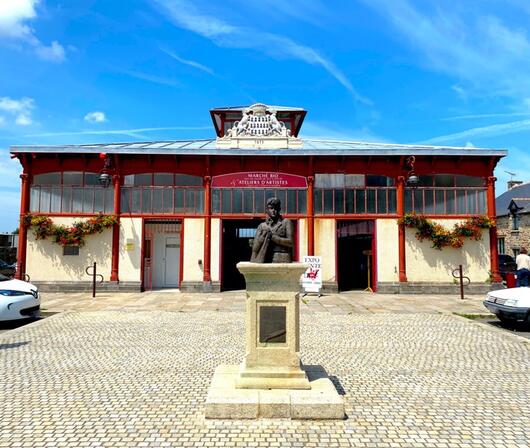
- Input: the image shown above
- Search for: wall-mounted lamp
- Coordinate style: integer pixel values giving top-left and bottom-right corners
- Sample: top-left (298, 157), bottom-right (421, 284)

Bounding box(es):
top-left (98, 153), bottom-right (113, 188)
top-left (404, 155), bottom-right (419, 188)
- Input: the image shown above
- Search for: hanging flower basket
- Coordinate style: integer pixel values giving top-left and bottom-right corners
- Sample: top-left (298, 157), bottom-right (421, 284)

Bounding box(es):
top-left (398, 213), bottom-right (495, 250)
top-left (23, 213), bottom-right (118, 247)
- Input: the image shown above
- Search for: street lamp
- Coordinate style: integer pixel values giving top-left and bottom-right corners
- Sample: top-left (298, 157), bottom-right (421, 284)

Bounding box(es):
top-left (404, 155), bottom-right (419, 188)
top-left (98, 153), bottom-right (113, 188)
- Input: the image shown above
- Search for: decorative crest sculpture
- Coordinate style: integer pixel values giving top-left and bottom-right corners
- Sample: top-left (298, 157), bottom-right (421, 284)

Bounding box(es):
top-left (216, 103), bottom-right (302, 149)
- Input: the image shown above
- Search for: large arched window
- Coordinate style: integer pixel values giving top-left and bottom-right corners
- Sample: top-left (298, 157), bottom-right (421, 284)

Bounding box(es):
top-left (30, 172), bottom-right (114, 213)
top-left (121, 173), bottom-right (204, 214)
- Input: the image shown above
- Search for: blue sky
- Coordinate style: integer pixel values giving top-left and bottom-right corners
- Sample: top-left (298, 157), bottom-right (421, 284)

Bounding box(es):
top-left (1, 0), bottom-right (530, 231)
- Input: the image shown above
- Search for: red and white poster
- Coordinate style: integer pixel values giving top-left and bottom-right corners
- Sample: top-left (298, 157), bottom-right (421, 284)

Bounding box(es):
top-left (301, 256), bottom-right (322, 294)
top-left (211, 172), bottom-right (307, 189)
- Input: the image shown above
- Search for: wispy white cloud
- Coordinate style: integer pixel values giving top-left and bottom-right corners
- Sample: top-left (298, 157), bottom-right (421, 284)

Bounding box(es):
top-left (442, 112), bottom-right (530, 121)
top-left (0, 96), bottom-right (34, 126)
top-left (160, 47), bottom-right (215, 75)
top-left (234, 0), bottom-right (331, 28)
top-left (120, 69), bottom-right (183, 88)
top-left (423, 119), bottom-right (530, 144)
top-left (84, 111), bottom-right (107, 124)
top-left (0, 0), bottom-right (66, 62)
top-left (152, 0), bottom-right (371, 105)
top-left (360, 0), bottom-right (530, 102)
top-left (34, 40), bottom-right (65, 62)
top-left (23, 125), bottom-right (211, 139)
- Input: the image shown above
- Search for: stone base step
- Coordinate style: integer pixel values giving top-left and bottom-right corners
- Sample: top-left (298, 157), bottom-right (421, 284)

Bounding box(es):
top-left (205, 364), bottom-right (344, 419)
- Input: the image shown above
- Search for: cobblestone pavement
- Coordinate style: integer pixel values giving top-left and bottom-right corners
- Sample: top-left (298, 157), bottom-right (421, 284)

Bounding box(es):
top-left (40, 289), bottom-right (492, 315)
top-left (1, 311), bottom-right (529, 447)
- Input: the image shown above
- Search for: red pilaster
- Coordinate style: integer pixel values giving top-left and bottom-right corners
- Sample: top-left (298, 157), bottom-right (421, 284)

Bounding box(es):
top-left (17, 172), bottom-right (30, 280)
top-left (307, 176), bottom-right (314, 256)
top-left (203, 175), bottom-right (212, 283)
top-left (487, 176), bottom-right (502, 283)
top-left (110, 174), bottom-right (121, 282)
top-left (397, 176), bottom-right (407, 282)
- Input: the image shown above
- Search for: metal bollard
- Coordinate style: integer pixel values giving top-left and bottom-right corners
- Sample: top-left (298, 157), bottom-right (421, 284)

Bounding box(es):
top-left (452, 264), bottom-right (471, 300)
top-left (85, 262), bottom-right (104, 298)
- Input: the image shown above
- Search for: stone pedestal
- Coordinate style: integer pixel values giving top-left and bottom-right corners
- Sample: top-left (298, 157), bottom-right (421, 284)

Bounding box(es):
top-left (236, 262), bottom-right (310, 390)
top-left (205, 262), bottom-right (345, 419)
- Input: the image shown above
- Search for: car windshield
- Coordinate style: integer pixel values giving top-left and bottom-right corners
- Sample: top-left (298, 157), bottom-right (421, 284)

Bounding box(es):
top-left (0, 273), bottom-right (10, 282)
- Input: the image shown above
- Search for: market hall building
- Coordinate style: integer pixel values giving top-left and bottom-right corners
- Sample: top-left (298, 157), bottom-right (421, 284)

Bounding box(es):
top-left (11, 103), bottom-right (506, 294)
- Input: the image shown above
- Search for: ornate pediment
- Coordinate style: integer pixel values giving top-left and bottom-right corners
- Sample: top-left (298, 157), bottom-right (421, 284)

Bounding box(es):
top-left (216, 103), bottom-right (302, 149)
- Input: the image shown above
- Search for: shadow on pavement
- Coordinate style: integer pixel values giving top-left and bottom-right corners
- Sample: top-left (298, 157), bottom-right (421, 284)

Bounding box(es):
top-left (475, 317), bottom-right (530, 340)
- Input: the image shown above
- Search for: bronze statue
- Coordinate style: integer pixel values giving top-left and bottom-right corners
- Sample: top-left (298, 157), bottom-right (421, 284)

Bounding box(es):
top-left (251, 197), bottom-right (294, 263)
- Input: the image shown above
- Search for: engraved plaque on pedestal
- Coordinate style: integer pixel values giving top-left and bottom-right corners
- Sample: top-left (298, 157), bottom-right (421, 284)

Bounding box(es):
top-left (259, 306), bottom-right (286, 343)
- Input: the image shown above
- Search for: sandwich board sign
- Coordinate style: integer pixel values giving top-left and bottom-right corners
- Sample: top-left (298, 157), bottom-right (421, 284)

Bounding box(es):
top-left (301, 256), bottom-right (322, 296)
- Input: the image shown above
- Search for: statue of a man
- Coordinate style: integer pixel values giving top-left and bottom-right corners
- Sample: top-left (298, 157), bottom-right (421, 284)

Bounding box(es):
top-left (251, 197), bottom-right (294, 263)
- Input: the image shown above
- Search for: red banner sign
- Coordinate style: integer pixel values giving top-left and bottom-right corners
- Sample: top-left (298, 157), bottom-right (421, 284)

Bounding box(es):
top-left (211, 172), bottom-right (307, 189)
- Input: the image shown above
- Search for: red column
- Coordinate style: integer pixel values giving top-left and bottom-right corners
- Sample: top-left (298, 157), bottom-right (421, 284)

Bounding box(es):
top-left (203, 176), bottom-right (212, 283)
top-left (16, 173), bottom-right (30, 280)
top-left (397, 176), bottom-right (407, 282)
top-left (487, 176), bottom-right (502, 283)
top-left (307, 176), bottom-right (314, 256)
top-left (110, 174), bottom-right (121, 282)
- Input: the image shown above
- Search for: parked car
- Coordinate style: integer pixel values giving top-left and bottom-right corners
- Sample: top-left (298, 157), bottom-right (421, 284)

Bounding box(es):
top-left (498, 254), bottom-right (517, 280)
top-left (0, 259), bottom-right (15, 278)
top-left (0, 274), bottom-right (40, 321)
top-left (483, 287), bottom-right (530, 325)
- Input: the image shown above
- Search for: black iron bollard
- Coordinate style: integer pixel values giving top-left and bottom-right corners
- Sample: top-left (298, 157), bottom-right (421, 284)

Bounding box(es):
top-left (85, 262), bottom-right (104, 298)
top-left (452, 264), bottom-right (471, 300)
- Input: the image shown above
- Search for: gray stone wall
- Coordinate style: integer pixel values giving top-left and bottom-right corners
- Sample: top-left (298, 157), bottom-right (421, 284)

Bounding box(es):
top-left (496, 212), bottom-right (530, 255)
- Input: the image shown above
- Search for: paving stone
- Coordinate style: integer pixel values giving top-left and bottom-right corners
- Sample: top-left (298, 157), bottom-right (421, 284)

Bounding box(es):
top-left (0, 311), bottom-right (529, 447)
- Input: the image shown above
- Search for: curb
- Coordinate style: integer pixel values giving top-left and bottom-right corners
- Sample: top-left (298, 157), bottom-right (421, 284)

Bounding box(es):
top-left (450, 313), bottom-right (530, 344)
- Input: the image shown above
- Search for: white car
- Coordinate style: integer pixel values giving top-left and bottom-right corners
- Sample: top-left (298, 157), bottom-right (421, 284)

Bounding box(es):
top-left (0, 274), bottom-right (40, 321)
top-left (483, 287), bottom-right (530, 324)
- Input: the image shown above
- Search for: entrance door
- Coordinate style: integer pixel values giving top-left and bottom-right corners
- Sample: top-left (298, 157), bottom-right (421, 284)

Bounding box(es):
top-left (153, 232), bottom-right (180, 288)
top-left (164, 236), bottom-right (180, 287)
top-left (337, 220), bottom-right (374, 291)
top-left (222, 219), bottom-right (261, 291)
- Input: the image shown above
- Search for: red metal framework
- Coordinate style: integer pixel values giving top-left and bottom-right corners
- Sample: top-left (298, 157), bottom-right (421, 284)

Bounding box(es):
top-left (142, 220), bottom-right (183, 290)
top-left (334, 219), bottom-right (378, 292)
top-left (12, 151), bottom-right (504, 288)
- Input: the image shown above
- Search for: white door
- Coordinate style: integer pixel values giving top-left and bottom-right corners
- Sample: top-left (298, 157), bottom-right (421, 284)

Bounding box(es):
top-left (153, 233), bottom-right (180, 288)
top-left (164, 236), bottom-right (180, 287)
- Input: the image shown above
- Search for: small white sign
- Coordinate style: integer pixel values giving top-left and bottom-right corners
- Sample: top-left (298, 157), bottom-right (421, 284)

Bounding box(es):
top-left (302, 256), bottom-right (322, 293)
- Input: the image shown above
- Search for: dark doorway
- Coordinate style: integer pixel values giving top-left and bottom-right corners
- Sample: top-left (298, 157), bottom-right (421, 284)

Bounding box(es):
top-left (337, 220), bottom-right (374, 291)
top-left (221, 219), bottom-right (261, 291)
